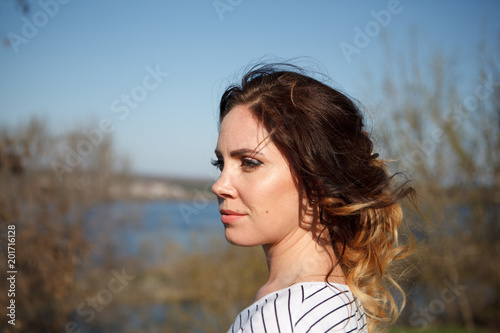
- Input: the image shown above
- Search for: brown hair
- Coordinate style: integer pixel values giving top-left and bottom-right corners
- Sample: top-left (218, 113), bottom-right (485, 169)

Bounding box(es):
top-left (219, 63), bottom-right (415, 331)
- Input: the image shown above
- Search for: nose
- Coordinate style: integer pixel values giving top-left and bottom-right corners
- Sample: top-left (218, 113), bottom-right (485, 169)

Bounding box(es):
top-left (212, 171), bottom-right (237, 200)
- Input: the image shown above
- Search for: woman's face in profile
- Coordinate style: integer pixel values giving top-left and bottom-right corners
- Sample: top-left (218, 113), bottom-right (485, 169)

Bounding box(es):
top-left (212, 104), bottom-right (308, 247)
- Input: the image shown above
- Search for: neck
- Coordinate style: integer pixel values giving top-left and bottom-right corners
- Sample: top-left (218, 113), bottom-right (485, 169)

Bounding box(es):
top-left (256, 224), bottom-right (344, 300)
top-left (264, 231), bottom-right (332, 280)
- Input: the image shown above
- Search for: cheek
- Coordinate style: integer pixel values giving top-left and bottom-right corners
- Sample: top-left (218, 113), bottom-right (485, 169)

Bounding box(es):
top-left (239, 178), bottom-right (271, 210)
top-left (251, 171), bottom-right (300, 217)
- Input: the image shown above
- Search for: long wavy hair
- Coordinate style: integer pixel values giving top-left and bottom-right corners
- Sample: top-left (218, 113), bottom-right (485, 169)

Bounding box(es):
top-left (218, 63), bottom-right (415, 332)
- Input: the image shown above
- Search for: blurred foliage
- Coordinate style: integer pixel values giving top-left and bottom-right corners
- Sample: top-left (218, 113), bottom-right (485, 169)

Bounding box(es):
top-left (390, 327), bottom-right (494, 333)
top-left (74, 237), bottom-right (268, 333)
top-left (161, 241), bottom-right (267, 333)
top-left (365, 31), bottom-right (500, 331)
top-left (0, 118), bottom-right (128, 332)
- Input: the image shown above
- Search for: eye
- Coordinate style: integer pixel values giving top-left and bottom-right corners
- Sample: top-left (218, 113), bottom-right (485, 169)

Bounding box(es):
top-left (241, 157), bottom-right (262, 170)
top-left (211, 158), bottom-right (223, 171)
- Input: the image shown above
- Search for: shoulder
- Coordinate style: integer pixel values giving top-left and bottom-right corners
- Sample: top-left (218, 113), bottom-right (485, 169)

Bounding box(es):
top-left (228, 282), bottom-right (368, 333)
top-left (293, 283), bottom-right (367, 332)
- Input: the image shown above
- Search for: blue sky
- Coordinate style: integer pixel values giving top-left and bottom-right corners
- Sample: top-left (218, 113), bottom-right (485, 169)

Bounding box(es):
top-left (0, 0), bottom-right (499, 179)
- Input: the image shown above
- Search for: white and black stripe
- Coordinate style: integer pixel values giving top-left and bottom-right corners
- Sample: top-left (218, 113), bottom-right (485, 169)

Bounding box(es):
top-left (228, 282), bottom-right (367, 333)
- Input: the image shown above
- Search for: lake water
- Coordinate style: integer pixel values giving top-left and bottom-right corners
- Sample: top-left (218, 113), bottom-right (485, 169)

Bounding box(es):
top-left (81, 200), bottom-right (227, 331)
top-left (85, 199), bottom-right (226, 264)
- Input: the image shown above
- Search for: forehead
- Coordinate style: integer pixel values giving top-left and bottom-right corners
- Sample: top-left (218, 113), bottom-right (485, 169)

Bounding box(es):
top-left (217, 104), bottom-right (268, 150)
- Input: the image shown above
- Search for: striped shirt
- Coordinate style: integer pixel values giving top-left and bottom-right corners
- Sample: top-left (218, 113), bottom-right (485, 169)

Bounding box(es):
top-left (228, 282), bottom-right (367, 333)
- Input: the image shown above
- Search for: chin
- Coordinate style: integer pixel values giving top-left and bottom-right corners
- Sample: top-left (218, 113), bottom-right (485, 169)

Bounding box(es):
top-left (224, 230), bottom-right (261, 247)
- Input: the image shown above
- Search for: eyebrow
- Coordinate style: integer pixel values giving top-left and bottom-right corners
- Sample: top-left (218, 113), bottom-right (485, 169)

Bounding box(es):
top-left (214, 148), bottom-right (262, 158)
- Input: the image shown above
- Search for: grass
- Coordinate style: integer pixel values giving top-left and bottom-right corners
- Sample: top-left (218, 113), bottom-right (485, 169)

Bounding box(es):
top-left (390, 327), bottom-right (495, 333)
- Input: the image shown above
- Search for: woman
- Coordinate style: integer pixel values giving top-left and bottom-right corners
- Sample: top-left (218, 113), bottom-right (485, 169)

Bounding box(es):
top-left (211, 63), bottom-right (414, 332)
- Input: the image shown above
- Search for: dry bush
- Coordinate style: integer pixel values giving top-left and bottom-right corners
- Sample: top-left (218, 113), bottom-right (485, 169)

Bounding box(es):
top-left (364, 32), bottom-right (500, 330)
top-left (160, 240), bottom-right (267, 333)
top-left (0, 118), bottom-right (126, 332)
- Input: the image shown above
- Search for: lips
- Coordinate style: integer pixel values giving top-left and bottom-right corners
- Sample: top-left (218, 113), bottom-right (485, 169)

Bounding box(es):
top-left (219, 209), bottom-right (246, 224)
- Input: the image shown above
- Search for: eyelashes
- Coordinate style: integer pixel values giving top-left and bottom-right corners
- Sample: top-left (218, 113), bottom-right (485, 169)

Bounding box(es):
top-left (210, 157), bottom-right (262, 171)
top-left (241, 158), bottom-right (262, 169)
top-left (211, 158), bottom-right (223, 170)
